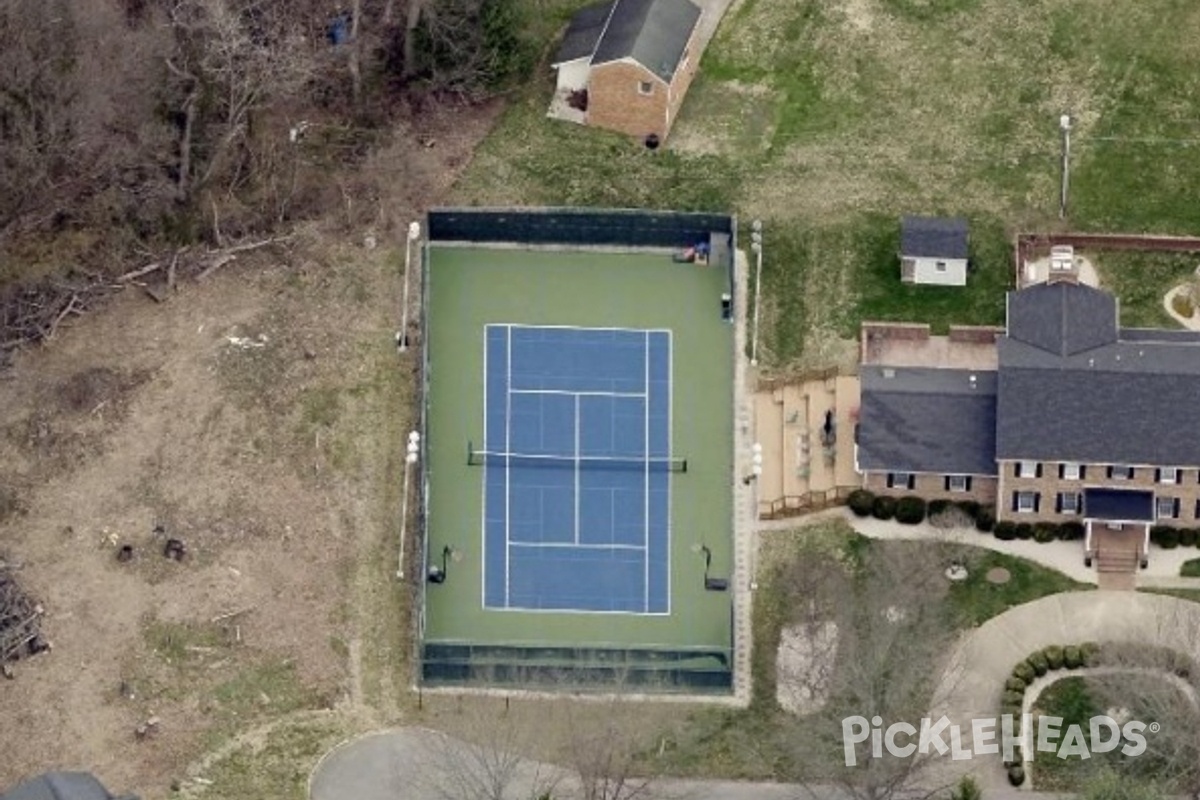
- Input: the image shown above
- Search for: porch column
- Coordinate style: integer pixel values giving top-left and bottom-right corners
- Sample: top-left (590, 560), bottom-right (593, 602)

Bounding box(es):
top-left (1143, 523), bottom-right (1151, 565)
top-left (1084, 519), bottom-right (1092, 553)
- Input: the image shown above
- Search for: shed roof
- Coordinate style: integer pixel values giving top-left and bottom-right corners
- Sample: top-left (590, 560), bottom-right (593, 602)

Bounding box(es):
top-left (900, 216), bottom-right (969, 260)
top-left (856, 366), bottom-right (998, 476)
top-left (1, 772), bottom-right (131, 800)
top-left (553, 0), bottom-right (701, 81)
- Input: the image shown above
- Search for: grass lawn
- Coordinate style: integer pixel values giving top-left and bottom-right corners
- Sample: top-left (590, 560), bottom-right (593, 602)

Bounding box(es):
top-left (1091, 250), bottom-right (1200, 328)
top-left (1031, 675), bottom-right (1182, 790)
top-left (453, 0), bottom-right (1200, 368)
top-left (637, 520), bottom-right (1086, 779)
top-left (1183, 559), bottom-right (1200, 578)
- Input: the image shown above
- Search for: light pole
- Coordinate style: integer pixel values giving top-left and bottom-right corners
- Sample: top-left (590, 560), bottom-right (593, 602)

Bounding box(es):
top-left (398, 221), bottom-right (421, 352)
top-left (1059, 113), bottom-right (1072, 220)
top-left (397, 430), bottom-right (420, 579)
top-left (750, 220), bottom-right (763, 367)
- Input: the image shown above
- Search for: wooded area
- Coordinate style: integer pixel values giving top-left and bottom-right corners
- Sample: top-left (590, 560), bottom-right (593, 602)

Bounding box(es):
top-left (0, 0), bottom-right (532, 280)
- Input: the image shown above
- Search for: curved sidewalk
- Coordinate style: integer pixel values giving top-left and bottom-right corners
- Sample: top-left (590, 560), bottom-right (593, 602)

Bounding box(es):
top-left (927, 590), bottom-right (1200, 788)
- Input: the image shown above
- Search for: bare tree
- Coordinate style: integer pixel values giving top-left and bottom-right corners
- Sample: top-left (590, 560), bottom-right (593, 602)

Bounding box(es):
top-left (558, 699), bottom-right (658, 800)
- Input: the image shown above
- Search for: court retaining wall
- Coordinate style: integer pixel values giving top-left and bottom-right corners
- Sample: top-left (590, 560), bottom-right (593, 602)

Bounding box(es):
top-left (427, 207), bottom-right (733, 250)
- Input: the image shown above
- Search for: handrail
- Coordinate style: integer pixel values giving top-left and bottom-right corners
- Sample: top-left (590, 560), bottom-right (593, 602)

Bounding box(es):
top-left (757, 486), bottom-right (859, 520)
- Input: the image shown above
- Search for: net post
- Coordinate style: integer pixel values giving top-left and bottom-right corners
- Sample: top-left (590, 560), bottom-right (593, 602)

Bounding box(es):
top-left (467, 440), bottom-right (474, 466)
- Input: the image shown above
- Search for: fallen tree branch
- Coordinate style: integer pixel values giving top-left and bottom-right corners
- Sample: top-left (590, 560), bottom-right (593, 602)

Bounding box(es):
top-left (196, 255), bottom-right (237, 281)
top-left (116, 262), bottom-right (165, 283)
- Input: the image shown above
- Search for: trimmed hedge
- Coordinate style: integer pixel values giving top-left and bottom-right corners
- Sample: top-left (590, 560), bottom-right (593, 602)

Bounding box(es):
top-left (1182, 558), bottom-right (1200, 578)
top-left (1033, 522), bottom-right (1058, 543)
top-left (927, 499), bottom-right (951, 518)
top-left (1044, 645), bottom-right (1065, 670)
top-left (847, 489), bottom-right (875, 517)
top-left (955, 500), bottom-right (981, 520)
top-left (1002, 689), bottom-right (1024, 706)
top-left (975, 509), bottom-right (995, 532)
top-left (871, 495), bottom-right (897, 520)
top-left (1028, 652), bottom-right (1049, 675)
top-left (1081, 641), bottom-right (1101, 666)
top-left (1059, 521), bottom-right (1085, 541)
top-left (1012, 661), bottom-right (1034, 682)
top-left (994, 521), bottom-right (1017, 540)
top-left (1014, 523), bottom-right (1033, 540)
top-left (895, 496), bottom-right (927, 525)
top-left (1064, 645), bottom-right (1083, 669)
top-left (1182, 528), bottom-right (1199, 547)
top-left (1005, 676), bottom-right (1027, 692)
top-left (1152, 525), bottom-right (1180, 549)
top-left (1007, 765), bottom-right (1025, 786)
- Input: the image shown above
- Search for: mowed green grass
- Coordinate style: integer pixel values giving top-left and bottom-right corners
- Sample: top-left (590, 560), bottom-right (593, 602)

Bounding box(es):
top-left (423, 245), bottom-right (733, 654)
top-left (452, 0), bottom-right (1200, 366)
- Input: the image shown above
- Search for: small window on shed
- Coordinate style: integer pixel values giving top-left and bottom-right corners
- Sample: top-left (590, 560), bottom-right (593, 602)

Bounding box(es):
top-left (935, 261), bottom-right (947, 272)
top-left (638, 81), bottom-right (653, 95)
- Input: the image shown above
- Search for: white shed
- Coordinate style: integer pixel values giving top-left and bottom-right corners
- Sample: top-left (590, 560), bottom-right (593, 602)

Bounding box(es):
top-left (899, 216), bottom-right (969, 286)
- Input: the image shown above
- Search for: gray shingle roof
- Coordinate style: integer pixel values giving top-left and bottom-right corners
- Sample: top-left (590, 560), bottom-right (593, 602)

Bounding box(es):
top-left (899, 216), bottom-right (969, 260)
top-left (996, 336), bottom-right (1200, 464)
top-left (588, 0), bottom-right (701, 80)
top-left (1, 773), bottom-right (125, 800)
top-left (856, 366), bottom-right (998, 475)
top-left (1083, 488), bottom-right (1154, 522)
top-left (1006, 281), bottom-right (1118, 356)
top-left (552, 0), bottom-right (615, 64)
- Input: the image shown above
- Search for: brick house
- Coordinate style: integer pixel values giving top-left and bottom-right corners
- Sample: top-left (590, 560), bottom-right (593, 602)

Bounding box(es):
top-left (856, 266), bottom-right (1200, 570)
top-left (548, 0), bottom-right (703, 142)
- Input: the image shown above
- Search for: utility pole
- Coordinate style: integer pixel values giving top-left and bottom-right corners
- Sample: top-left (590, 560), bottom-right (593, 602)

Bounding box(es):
top-left (750, 220), bottom-right (763, 367)
top-left (1059, 113), bottom-right (1072, 220)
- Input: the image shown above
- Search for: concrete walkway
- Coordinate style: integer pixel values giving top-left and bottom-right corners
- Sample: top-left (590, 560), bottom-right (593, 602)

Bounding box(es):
top-left (759, 507), bottom-right (1200, 588)
top-left (926, 590), bottom-right (1200, 790)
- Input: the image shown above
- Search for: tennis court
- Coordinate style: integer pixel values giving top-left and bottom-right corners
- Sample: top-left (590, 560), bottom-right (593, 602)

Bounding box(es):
top-left (478, 324), bottom-right (676, 613)
top-left (419, 208), bottom-right (736, 692)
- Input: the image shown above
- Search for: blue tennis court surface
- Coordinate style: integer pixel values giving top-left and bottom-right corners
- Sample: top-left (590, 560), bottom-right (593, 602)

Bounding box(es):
top-left (482, 325), bottom-right (672, 613)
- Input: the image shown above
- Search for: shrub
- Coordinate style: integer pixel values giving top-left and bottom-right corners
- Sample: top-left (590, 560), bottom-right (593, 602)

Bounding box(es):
top-left (1028, 652), bottom-right (1049, 676)
top-left (895, 496), bottom-right (927, 525)
top-left (1181, 558), bottom-right (1200, 578)
top-left (1173, 292), bottom-right (1195, 319)
top-left (1005, 676), bottom-right (1027, 692)
top-left (1153, 525), bottom-right (1180, 549)
top-left (1012, 661), bottom-right (1035, 682)
top-left (1064, 645), bottom-right (1083, 669)
top-left (1002, 690), bottom-right (1025, 707)
top-left (1044, 645), bottom-right (1065, 669)
top-left (955, 500), bottom-right (981, 519)
top-left (1007, 765), bottom-right (1026, 786)
top-left (975, 509), bottom-right (995, 532)
top-left (994, 521), bottom-right (1017, 540)
top-left (950, 776), bottom-right (982, 800)
top-left (847, 489), bottom-right (875, 517)
top-left (871, 495), bottom-right (897, 520)
top-left (928, 499), bottom-right (951, 518)
top-left (1081, 641), bottom-right (1101, 667)
top-left (1001, 702), bottom-right (1022, 721)
top-left (1059, 521), bottom-right (1085, 541)
top-left (1181, 528), bottom-right (1198, 547)
top-left (1014, 523), bottom-right (1033, 540)
top-left (1033, 522), bottom-right (1059, 543)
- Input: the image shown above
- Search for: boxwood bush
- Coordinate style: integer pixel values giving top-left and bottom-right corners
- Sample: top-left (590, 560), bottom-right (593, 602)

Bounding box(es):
top-left (1081, 641), bottom-right (1101, 666)
top-left (847, 489), bottom-right (875, 517)
top-left (1033, 522), bottom-right (1059, 543)
top-left (1059, 521), bottom-right (1085, 541)
top-left (1008, 765), bottom-right (1025, 786)
top-left (954, 500), bottom-right (981, 520)
top-left (1152, 525), bottom-right (1180, 548)
top-left (1002, 689), bottom-right (1025, 707)
top-left (871, 495), bottom-right (897, 520)
top-left (1028, 652), bottom-right (1049, 676)
top-left (1044, 645), bottom-right (1065, 670)
top-left (927, 499), bottom-right (951, 518)
top-left (1014, 523), bottom-right (1034, 540)
top-left (1181, 528), bottom-right (1198, 547)
top-left (1063, 645), bottom-right (1083, 669)
top-left (994, 521), bottom-right (1017, 540)
top-left (975, 508), bottom-right (995, 532)
top-left (895, 496), bottom-right (927, 525)
top-left (1005, 676), bottom-right (1027, 692)
top-left (1012, 661), bottom-right (1035, 682)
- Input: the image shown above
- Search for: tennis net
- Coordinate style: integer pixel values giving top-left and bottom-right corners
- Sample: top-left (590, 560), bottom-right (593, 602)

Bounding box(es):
top-left (466, 442), bottom-right (686, 473)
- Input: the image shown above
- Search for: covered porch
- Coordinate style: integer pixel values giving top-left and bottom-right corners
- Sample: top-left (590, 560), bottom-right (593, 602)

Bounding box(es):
top-left (1082, 488), bottom-right (1155, 584)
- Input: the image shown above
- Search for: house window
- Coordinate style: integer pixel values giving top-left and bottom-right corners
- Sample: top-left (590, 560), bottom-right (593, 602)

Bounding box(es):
top-left (637, 81), bottom-right (653, 95)
top-left (1057, 492), bottom-right (1079, 514)
top-left (1196, 498), bottom-right (1200, 520)
top-left (1059, 463), bottom-right (1082, 480)
top-left (887, 472), bottom-right (915, 490)
top-left (1157, 467), bottom-right (1180, 484)
top-left (1107, 465), bottom-right (1134, 480)
top-left (935, 261), bottom-right (948, 272)
top-left (1157, 497), bottom-right (1181, 520)
top-left (945, 475), bottom-right (971, 492)
top-left (1016, 460), bottom-right (1041, 478)
top-left (1015, 491), bottom-right (1038, 513)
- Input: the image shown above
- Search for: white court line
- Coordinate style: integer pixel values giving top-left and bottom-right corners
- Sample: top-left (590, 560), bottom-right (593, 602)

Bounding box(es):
top-left (468, 451), bottom-right (676, 464)
top-left (574, 394), bottom-right (581, 546)
top-left (508, 541), bottom-right (646, 551)
top-left (506, 323), bottom-right (672, 334)
top-left (481, 326), bottom-right (490, 608)
top-left (509, 389), bottom-right (647, 398)
top-left (643, 331), bottom-right (650, 614)
top-left (505, 324), bottom-right (512, 608)
top-left (665, 330), bottom-right (674, 616)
